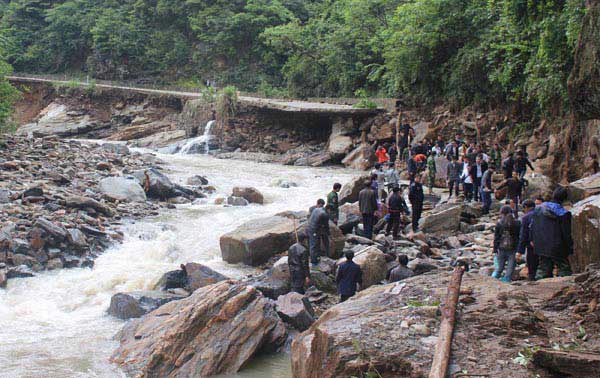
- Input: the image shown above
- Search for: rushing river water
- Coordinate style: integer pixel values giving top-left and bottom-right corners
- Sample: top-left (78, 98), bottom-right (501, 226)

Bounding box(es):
top-left (0, 152), bottom-right (357, 378)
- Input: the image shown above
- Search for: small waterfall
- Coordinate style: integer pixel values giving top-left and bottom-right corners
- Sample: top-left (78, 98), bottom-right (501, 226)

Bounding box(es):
top-left (178, 120), bottom-right (216, 154)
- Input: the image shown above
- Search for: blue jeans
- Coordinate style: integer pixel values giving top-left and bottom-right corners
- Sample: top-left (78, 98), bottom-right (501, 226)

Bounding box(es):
top-left (492, 249), bottom-right (516, 282)
top-left (481, 189), bottom-right (492, 213)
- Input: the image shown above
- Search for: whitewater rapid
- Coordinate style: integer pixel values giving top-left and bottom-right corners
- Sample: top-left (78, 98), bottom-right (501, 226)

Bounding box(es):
top-left (0, 152), bottom-right (357, 378)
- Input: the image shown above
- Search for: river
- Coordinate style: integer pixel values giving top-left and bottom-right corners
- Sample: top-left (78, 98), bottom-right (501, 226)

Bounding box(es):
top-left (0, 152), bottom-right (357, 378)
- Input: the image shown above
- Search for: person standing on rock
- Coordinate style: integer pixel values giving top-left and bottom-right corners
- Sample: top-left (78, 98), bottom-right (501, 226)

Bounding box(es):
top-left (481, 164), bottom-right (496, 214)
top-left (496, 171), bottom-right (523, 216)
top-left (388, 143), bottom-right (398, 163)
top-left (386, 186), bottom-right (405, 240)
top-left (530, 187), bottom-right (573, 279)
top-left (518, 199), bottom-right (537, 281)
top-left (490, 143), bottom-right (503, 169)
top-left (492, 205), bottom-right (521, 282)
top-left (336, 251), bottom-right (363, 302)
top-left (359, 181), bottom-right (378, 239)
top-left (409, 175), bottom-right (424, 233)
top-left (427, 151), bottom-right (437, 194)
top-left (473, 155), bottom-right (487, 202)
top-left (375, 164), bottom-right (386, 199)
top-left (376, 145), bottom-right (390, 165)
top-left (514, 150), bottom-right (534, 180)
top-left (288, 233), bottom-right (311, 294)
top-left (461, 156), bottom-right (475, 202)
top-left (389, 254), bottom-right (414, 282)
top-left (307, 199), bottom-right (330, 266)
top-left (447, 155), bottom-right (462, 199)
top-left (326, 183), bottom-right (341, 225)
top-left (502, 152), bottom-right (515, 179)
top-left (384, 162), bottom-right (400, 191)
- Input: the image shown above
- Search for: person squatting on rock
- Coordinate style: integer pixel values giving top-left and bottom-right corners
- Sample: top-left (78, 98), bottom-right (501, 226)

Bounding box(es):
top-left (307, 199), bottom-right (330, 266)
top-left (530, 187), bottom-right (573, 279)
top-left (492, 205), bottom-right (522, 282)
top-left (386, 185), bottom-right (406, 240)
top-left (388, 254), bottom-right (414, 283)
top-left (427, 151), bottom-right (437, 194)
top-left (447, 155), bottom-right (462, 198)
top-left (359, 180), bottom-right (378, 239)
top-left (409, 175), bottom-right (424, 233)
top-left (336, 251), bottom-right (363, 303)
top-left (481, 164), bottom-right (496, 214)
top-left (518, 199), bottom-right (538, 281)
top-left (326, 183), bottom-right (341, 225)
top-left (288, 233), bottom-right (311, 294)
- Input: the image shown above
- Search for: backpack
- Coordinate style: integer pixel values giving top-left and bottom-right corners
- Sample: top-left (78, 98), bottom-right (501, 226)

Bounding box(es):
top-left (499, 225), bottom-right (515, 251)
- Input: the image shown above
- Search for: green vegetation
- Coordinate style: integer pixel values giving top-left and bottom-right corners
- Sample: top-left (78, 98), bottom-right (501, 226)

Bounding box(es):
top-left (0, 0), bottom-right (588, 117)
top-left (0, 34), bottom-right (20, 131)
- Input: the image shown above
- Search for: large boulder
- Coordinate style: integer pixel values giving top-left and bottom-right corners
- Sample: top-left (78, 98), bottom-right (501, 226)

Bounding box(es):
top-left (327, 135), bottom-right (354, 160)
top-left (341, 144), bottom-right (376, 171)
top-left (246, 258), bottom-right (291, 299)
top-left (298, 221), bottom-right (345, 259)
top-left (569, 172), bottom-right (600, 203)
top-left (338, 246), bottom-right (387, 289)
top-left (524, 173), bottom-right (555, 200)
top-left (571, 195), bottom-right (600, 272)
top-left (99, 177), bottom-right (147, 203)
top-left (232, 187), bottom-right (264, 204)
top-left (107, 291), bottom-right (186, 320)
top-left (112, 281), bottom-right (287, 377)
top-left (133, 168), bottom-right (176, 200)
top-left (339, 175), bottom-right (370, 205)
top-left (420, 204), bottom-right (463, 234)
top-left (184, 263), bottom-right (229, 291)
top-left (276, 292), bottom-right (316, 332)
top-left (338, 203), bottom-right (361, 234)
top-left (220, 216), bottom-right (295, 266)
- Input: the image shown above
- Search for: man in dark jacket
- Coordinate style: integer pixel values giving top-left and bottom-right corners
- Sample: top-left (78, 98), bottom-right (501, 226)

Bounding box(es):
top-left (288, 233), bottom-right (311, 294)
top-left (307, 199), bottom-right (330, 266)
top-left (530, 187), bottom-right (573, 279)
top-left (336, 251), bottom-right (363, 302)
top-left (473, 155), bottom-right (487, 202)
top-left (409, 175), bottom-right (424, 232)
top-left (480, 164), bottom-right (495, 214)
top-left (358, 181), bottom-right (378, 239)
top-left (385, 186), bottom-right (406, 239)
top-left (514, 150), bottom-right (535, 180)
top-left (502, 153), bottom-right (515, 179)
top-left (446, 155), bottom-right (462, 198)
top-left (518, 199), bottom-right (537, 281)
top-left (497, 171), bottom-right (523, 216)
top-left (388, 254), bottom-right (414, 282)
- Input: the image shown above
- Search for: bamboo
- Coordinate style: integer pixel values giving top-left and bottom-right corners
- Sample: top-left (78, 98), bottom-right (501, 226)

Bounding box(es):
top-left (429, 265), bottom-right (467, 378)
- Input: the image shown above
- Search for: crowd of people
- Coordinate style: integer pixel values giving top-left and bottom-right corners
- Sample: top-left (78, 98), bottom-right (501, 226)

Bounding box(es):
top-left (287, 126), bottom-right (575, 303)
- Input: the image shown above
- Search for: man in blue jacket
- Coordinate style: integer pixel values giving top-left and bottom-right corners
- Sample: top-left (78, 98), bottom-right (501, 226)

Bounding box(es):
top-left (518, 199), bottom-right (537, 281)
top-left (530, 187), bottom-right (573, 279)
top-left (336, 251), bottom-right (363, 302)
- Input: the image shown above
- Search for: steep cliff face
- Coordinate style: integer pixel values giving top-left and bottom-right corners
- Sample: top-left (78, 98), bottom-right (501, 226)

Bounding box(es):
top-left (569, 0), bottom-right (600, 120)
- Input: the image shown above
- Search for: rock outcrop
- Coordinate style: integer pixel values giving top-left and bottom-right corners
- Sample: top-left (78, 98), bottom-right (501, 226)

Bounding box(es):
top-left (220, 216), bottom-right (295, 266)
top-left (339, 175), bottom-right (370, 205)
top-left (276, 292), bottom-right (316, 332)
top-left (112, 281), bottom-right (286, 377)
top-left (107, 290), bottom-right (186, 320)
top-left (99, 177), bottom-right (147, 202)
top-left (571, 195), bottom-right (600, 272)
top-left (569, 172), bottom-right (600, 203)
top-left (342, 144), bottom-right (376, 170)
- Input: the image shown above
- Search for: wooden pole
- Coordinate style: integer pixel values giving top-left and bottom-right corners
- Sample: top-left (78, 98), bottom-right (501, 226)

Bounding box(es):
top-left (395, 104), bottom-right (402, 171)
top-left (429, 265), bottom-right (467, 378)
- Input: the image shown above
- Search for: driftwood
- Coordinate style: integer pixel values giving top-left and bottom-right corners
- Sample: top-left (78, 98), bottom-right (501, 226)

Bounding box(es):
top-left (429, 265), bottom-right (467, 378)
top-left (533, 349), bottom-right (600, 377)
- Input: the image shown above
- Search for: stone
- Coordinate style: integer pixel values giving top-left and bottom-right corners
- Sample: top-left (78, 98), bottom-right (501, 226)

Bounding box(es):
top-left (107, 291), bottom-right (186, 320)
top-left (232, 187), bottom-right (264, 204)
top-left (96, 162), bottom-right (111, 171)
top-left (34, 217), bottom-right (67, 242)
top-left (571, 195), bottom-right (600, 272)
top-left (184, 263), bottom-right (229, 292)
top-left (343, 246), bottom-right (387, 289)
top-left (247, 261), bottom-right (291, 299)
top-left (276, 292), bottom-right (316, 331)
top-left (154, 268), bottom-right (188, 291)
top-left (297, 221), bottom-right (345, 259)
top-left (309, 269), bottom-right (337, 293)
top-left (102, 143), bottom-right (130, 155)
top-left (220, 216), bottom-right (295, 266)
top-left (524, 173), bottom-right (555, 201)
top-left (187, 175), bottom-right (209, 186)
top-left (66, 228), bottom-right (88, 249)
top-left (420, 204), bottom-right (464, 234)
top-left (64, 195), bottom-right (113, 216)
top-left (342, 144), bottom-right (376, 170)
top-left (327, 135), bottom-right (353, 159)
top-left (407, 258), bottom-right (439, 275)
top-left (0, 189), bottom-right (10, 203)
top-left (99, 177), bottom-right (147, 203)
top-left (339, 175), bottom-right (370, 205)
top-left (46, 258), bottom-right (63, 270)
top-left (133, 168), bottom-right (176, 199)
top-left (226, 196), bottom-right (249, 206)
top-left (17, 102), bottom-right (108, 138)
top-left (22, 187), bottom-right (43, 198)
top-left (0, 270), bottom-right (6, 288)
top-left (569, 173), bottom-right (600, 203)
top-left (111, 281), bottom-right (286, 377)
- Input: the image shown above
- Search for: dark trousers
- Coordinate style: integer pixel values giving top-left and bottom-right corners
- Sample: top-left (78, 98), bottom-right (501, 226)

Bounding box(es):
top-left (411, 202), bottom-right (423, 232)
top-left (448, 180), bottom-right (459, 197)
top-left (308, 231), bottom-right (329, 264)
top-left (362, 213), bottom-right (375, 239)
top-left (481, 189), bottom-right (492, 214)
top-left (464, 182), bottom-right (473, 201)
top-left (536, 255), bottom-right (572, 279)
top-left (473, 177), bottom-right (481, 201)
top-left (340, 294), bottom-right (353, 303)
top-left (525, 248), bottom-right (539, 281)
top-left (386, 212), bottom-right (401, 239)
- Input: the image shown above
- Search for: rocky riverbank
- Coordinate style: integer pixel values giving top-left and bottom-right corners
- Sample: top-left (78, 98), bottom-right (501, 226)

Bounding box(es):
top-left (0, 135), bottom-right (210, 287)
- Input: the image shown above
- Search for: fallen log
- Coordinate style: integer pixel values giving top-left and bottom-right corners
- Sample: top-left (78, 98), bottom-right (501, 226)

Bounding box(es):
top-left (429, 264), bottom-right (467, 378)
top-left (533, 349), bottom-right (600, 377)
